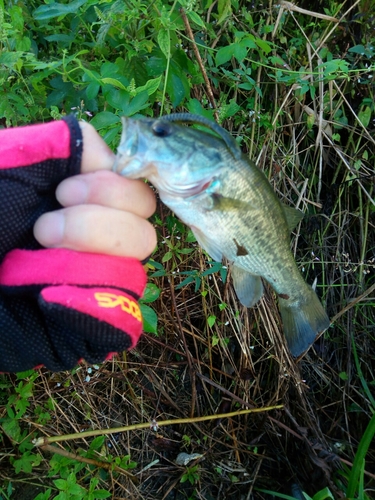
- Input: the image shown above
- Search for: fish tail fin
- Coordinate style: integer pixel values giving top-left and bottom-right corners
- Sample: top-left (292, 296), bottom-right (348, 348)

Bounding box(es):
top-left (279, 288), bottom-right (330, 357)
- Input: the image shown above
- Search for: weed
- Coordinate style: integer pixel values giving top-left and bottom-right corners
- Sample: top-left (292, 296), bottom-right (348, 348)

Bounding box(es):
top-left (180, 465), bottom-right (200, 486)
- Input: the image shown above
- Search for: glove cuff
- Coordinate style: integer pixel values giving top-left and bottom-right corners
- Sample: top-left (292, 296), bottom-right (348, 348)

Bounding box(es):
top-left (0, 248), bottom-right (146, 298)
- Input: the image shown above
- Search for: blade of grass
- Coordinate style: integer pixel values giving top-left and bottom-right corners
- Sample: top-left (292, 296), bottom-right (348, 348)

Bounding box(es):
top-left (351, 333), bottom-right (375, 412)
top-left (346, 412), bottom-right (375, 497)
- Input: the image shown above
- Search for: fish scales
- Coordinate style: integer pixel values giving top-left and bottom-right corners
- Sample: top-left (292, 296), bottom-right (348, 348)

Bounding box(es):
top-left (114, 114), bottom-right (330, 357)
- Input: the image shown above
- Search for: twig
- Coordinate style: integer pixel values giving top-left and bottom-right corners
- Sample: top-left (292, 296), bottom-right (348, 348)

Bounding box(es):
top-left (196, 372), bottom-right (256, 409)
top-left (280, 1), bottom-right (339, 22)
top-left (39, 443), bottom-right (139, 483)
top-left (33, 405), bottom-right (283, 447)
top-left (330, 283), bottom-right (375, 324)
top-left (169, 274), bottom-right (196, 418)
top-left (180, 8), bottom-right (219, 120)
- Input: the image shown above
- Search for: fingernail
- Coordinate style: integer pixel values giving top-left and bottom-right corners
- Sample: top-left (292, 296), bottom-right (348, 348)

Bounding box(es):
top-left (34, 212), bottom-right (65, 246)
top-left (56, 177), bottom-right (89, 206)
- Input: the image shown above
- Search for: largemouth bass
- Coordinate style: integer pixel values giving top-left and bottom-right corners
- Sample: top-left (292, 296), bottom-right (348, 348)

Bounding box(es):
top-left (114, 113), bottom-right (330, 356)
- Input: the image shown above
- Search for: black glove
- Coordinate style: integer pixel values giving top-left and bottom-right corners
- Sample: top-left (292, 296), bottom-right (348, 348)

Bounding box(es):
top-left (0, 116), bottom-right (146, 372)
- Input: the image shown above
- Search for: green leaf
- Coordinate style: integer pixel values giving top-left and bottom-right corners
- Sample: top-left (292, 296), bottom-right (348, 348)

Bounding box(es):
top-left (140, 304), bottom-right (158, 334)
top-left (348, 44), bottom-right (366, 55)
top-left (167, 71), bottom-right (190, 107)
top-left (216, 45), bottom-right (236, 66)
top-left (16, 36), bottom-right (31, 52)
top-left (238, 82), bottom-right (254, 90)
top-left (162, 251), bottom-right (173, 263)
top-left (141, 283), bottom-right (161, 303)
top-left (187, 11), bottom-right (206, 28)
top-left (175, 276), bottom-right (195, 289)
top-left (347, 413), bottom-right (375, 497)
top-left (221, 99), bottom-right (241, 119)
top-left (255, 38), bottom-right (272, 54)
top-left (255, 488), bottom-right (306, 499)
top-left (135, 76), bottom-right (162, 96)
top-left (207, 315), bottom-right (216, 328)
top-left (103, 125), bottom-right (122, 145)
top-left (270, 55), bottom-right (287, 66)
top-left (0, 51), bottom-right (25, 68)
top-left (9, 5), bottom-right (24, 31)
top-left (358, 106), bottom-right (371, 128)
top-left (33, 0), bottom-right (88, 20)
top-left (186, 99), bottom-right (214, 121)
top-left (54, 479), bottom-right (67, 490)
top-left (17, 381), bottom-right (33, 398)
top-left (1, 418), bottom-right (23, 443)
top-left (89, 111), bottom-right (120, 130)
top-left (233, 43), bottom-right (248, 62)
top-left (68, 484), bottom-right (85, 495)
top-left (93, 491), bottom-right (111, 499)
top-left (101, 78), bottom-right (127, 90)
top-left (13, 452), bottom-right (41, 474)
top-left (44, 34), bottom-right (76, 43)
top-left (86, 82), bottom-right (100, 100)
top-left (178, 247), bottom-right (195, 255)
top-left (100, 61), bottom-right (121, 78)
top-left (105, 88), bottom-right (129, 111)
top-left (217, 0), bottom-right (232, 24)
top-left (311, 487), bottom-right (335, 500)
top-left (158, 29), bottom-right (170, 59)
top-left (89, 435), bottom-right (105, 451)
top-left (121, 57), bottom-right (148, 86)
top-left (122, 91), bottom-right (150, 116)
top-left (194, 277), bottom-right (202, 292)
top-left (34, 490), bottom-right (52, 500)
top-left (15, 397), bottom-right (29, 416)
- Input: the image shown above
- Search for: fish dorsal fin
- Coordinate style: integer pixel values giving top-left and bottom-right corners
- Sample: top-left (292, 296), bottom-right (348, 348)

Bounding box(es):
top-left (281, 204), bottom-right (304, 232)
top-left (159, 113), bottom-right (241, 160)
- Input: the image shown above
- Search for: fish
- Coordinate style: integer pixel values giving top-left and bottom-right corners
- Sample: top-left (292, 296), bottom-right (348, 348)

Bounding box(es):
top-left (114, 113), bottom-right (330, 356)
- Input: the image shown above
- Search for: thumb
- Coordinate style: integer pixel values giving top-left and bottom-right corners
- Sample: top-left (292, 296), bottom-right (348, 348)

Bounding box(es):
top-left (79, 121), bottom-right (116, 174)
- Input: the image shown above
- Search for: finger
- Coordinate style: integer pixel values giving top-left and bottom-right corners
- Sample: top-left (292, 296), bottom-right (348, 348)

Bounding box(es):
top-left (56, 171), bottom-right (156, 219)
top-left (34, 205), bottom-right (157, 260)
top-left (79, 121), bottom-right (116, 173)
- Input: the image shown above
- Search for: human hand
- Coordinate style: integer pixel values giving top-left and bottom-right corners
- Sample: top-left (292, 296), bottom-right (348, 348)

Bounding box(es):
top-left (34, 121), bottom-right (157, 260)
top-left (0, 116), bottom-right (157, 372)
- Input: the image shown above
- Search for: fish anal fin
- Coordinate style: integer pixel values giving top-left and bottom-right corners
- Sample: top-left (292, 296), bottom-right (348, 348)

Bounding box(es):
top-left (231, 265), bottom-right (264, 308)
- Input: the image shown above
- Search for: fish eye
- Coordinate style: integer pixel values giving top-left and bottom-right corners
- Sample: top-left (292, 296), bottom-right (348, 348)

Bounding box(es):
top-left (152, 121), bottom-right (172, 137)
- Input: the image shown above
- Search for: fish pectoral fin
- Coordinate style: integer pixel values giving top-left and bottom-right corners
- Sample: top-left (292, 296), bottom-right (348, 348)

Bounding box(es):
top-left (281, 203), bottom-right (304, 232)
top-left (231, 266), bottom-right (264, 308)
top-left (192, 227), bottom-right (223, 262)
top-left (210, 193), bottom-right (256, 212)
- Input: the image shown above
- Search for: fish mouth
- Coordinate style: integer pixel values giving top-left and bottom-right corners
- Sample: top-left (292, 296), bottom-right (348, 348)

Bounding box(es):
top-left (159, 178), bottom-right (213, 198)
top-left (113, 118), bottom-right (141, 176)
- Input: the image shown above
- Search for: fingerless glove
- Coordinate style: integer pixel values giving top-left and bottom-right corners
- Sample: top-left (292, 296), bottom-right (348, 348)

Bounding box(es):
top-left (0, 116), bottom-right (146, 372)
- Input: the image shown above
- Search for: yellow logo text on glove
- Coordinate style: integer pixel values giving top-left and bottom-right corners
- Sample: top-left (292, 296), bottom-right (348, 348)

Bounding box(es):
top-left (94, 292), bottom-right (142, 322)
